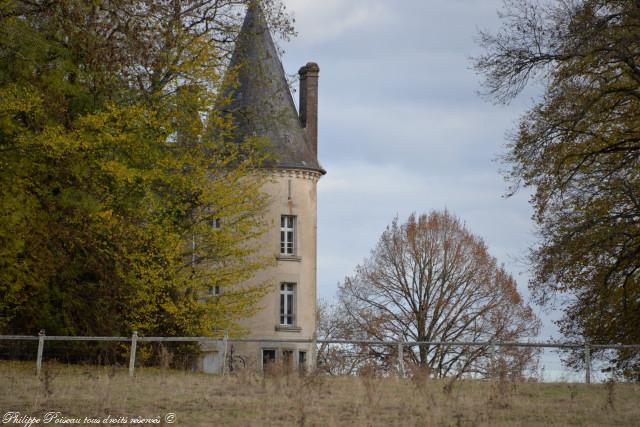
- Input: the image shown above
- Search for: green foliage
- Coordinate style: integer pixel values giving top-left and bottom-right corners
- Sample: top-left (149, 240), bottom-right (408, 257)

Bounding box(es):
top-left (0, 0), bottom-right (285, 342)
top-left (475, 0), bottom-right (640, 377)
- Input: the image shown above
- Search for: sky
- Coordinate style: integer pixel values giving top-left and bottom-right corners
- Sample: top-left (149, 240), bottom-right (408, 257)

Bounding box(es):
top-left (276, 0), bottom-right (557, 340)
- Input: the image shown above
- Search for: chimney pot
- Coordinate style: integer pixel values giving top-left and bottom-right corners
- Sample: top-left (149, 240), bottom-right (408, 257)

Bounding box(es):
top-left (298, 62), bottom-right (319, 156)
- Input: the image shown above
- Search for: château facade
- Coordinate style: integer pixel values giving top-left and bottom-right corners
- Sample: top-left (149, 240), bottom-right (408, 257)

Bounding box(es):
top-left (199, 3), bottom-right (324, 372)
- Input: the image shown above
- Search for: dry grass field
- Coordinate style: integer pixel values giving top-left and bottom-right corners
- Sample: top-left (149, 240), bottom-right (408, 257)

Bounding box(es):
top-left (1, 361), bottom-right (639, 426)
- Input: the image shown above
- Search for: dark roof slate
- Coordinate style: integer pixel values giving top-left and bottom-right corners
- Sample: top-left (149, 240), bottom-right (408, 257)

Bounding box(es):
top-left (223, 4), bottom-right (324, 174)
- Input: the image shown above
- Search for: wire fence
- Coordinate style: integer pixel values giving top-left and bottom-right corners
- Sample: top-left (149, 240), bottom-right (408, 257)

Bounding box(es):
top-left (1, 331), bottom-right (639, 383)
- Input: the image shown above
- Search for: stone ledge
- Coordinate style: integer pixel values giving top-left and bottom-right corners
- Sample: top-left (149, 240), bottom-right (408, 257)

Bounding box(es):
top-left (276, 255), bottom-right (302, 262)
top-left (275, 325), bottom-right (302, 333)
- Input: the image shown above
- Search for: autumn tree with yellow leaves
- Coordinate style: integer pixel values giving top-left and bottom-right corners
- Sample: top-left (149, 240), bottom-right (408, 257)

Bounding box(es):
top-left (0, 0), bottom-right (290, 345)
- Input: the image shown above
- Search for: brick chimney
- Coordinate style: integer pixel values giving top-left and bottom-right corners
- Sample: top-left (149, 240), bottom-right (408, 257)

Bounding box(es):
top-left (298, 62), bottom-right (319, 156)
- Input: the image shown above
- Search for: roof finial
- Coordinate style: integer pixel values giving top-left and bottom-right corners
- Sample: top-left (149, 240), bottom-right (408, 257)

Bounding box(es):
top-left (247, 0), bottom-right (261, 12)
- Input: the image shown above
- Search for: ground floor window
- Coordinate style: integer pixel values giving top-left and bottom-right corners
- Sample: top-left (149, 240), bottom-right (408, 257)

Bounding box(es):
top-left (261, 349), bottom-right (308, 372)
top-left (262, 349), bottom-right (276, 369)
top-left (298, 351), bottom-right (307, 372)
top-left (283, 350), bottom-right (294, 372)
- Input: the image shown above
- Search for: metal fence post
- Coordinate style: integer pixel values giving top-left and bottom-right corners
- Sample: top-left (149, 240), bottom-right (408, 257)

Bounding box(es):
top-left (128, 331), bottom-right (138, 378)
top-left (488, 342), bottom-right (496, 378)
top-left (221, 330), bottom-right (229, 376)
top-left (584, 343), bottom-right (591, 384)
top-left (397, 342), bottom-right (405, 377)
top-left (36, 330), bottom-right (45, 376)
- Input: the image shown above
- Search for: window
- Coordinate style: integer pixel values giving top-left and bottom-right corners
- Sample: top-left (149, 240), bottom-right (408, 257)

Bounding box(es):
top-left (262, 349), bottom-right (276, 369)
top-left (213, 218), bottom-right (221, 229)
top-left (283, 350), bottom-right (294, 372)
top-left (208, 285), bottom-right (220, 296)
top-left (298, 351), bottom-right (307, 372)
top-left (280, 283), bottom-right (296, 326)
top-left (280, 215), bottom-right (296, 255)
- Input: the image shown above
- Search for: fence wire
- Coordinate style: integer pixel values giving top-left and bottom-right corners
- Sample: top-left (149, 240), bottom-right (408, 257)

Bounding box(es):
top-left (1, 333), bottom-right (638, 383)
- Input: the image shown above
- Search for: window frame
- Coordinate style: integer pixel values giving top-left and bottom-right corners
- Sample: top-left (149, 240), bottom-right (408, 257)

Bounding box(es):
top-left (298, 351), bottom-right (307, 373)
top-left (282, 350), bottom-right (294, 372)
top-left (262, 348), bottom-right (276, 370)
top-left (280, 215), bottom-right (296, 256)
top-left (213, 217), bottom-right (222, 229)
top-left (279, 282), bottom-right (296, 326)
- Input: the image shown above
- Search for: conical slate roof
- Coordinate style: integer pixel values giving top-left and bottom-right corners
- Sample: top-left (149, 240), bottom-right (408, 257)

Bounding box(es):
top-left (223, 4), bottom-right (324, 174)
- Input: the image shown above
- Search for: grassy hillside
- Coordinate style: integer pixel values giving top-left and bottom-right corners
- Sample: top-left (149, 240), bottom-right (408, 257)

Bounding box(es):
top-left (1, 361), bottom-right (639, 426)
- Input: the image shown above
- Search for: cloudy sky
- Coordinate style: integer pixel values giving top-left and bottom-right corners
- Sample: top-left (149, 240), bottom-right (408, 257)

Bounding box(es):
top-left (277, 0), bottom-right (556, 339)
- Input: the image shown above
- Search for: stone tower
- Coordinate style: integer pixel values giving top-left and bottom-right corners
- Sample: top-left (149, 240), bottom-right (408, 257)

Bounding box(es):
top-left (200, 3), bottom-right (324, 372)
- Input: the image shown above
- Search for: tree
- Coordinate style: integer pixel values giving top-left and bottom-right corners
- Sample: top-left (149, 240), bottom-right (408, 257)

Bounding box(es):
top-left (474, 0), bottom-right (640, 378)
top-left (316, 298), bottom-right (373, 375)
top-left (0, 0), bottom-right (291, 349)
top-left (334, 211), bottom-right (539, 378)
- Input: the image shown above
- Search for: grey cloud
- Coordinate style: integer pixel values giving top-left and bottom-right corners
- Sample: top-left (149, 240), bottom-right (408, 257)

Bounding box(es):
top-left (279, 0), bottom-right (556, 338)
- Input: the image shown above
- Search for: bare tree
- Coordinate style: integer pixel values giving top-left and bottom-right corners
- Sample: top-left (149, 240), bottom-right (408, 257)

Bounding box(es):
top-left (335, 211), bottom-right (540, 378)
top-left (315, 300), bottom-right (365, 375)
